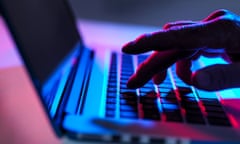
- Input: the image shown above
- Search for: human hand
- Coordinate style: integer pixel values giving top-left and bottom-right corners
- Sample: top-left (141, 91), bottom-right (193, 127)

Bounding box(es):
top-left (122, 9), bottom-right (240, 91)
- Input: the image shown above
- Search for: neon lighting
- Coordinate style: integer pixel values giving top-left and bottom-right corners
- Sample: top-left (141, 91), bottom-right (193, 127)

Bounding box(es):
top-left (50, 63), bottom-right (72, 117)
top-left (228, 114), bottom-right (239, 128)
top-left (198, 56), bottom-right (240, 99)
top-left (64, 48), bottom-right (90, 114)
top-left (162, 103), bottom-right (179, 110)
top-left (156, 97), bottom-right (163, 114)
top-left (42, 43), bottom-right (81, 117)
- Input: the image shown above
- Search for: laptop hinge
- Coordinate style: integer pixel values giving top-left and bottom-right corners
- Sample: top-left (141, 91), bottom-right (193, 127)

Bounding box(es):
top-left (63, 48), bottom-right (94, 115)
top-left (52, 49), bottom-right (83, 126)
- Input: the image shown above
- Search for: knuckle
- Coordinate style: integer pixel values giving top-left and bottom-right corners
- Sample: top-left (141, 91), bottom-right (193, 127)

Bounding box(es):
top-left (213, 9), bottom-right (230, 16)
top-left (163, 23), bottom-right (173, 29)
top-left (163, 22), bottom-right (181, 30)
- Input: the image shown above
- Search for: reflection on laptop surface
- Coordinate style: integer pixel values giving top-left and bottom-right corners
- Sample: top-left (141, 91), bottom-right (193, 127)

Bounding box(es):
top-left (1, 0), bottom-right (240, 143)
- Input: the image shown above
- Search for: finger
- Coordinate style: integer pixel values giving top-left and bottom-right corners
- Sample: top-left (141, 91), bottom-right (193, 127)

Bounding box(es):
top-left (122, 33), bottom-right (160, 54)
top-left (122, 20), bottom-right (197, 54)
top-left (127, 50), bottom-right (193, 88)
top-left (127, 51), bottom-right (177, 88)
top-left (192, 63), bottom-right (240, 91)
top-left (163, 21), bottom-right (197, 29)
top-left (122, 21), bottom-right (224, 54)
top-left (152, 70), bottom-right (167, 85)
top-left (176, 59), bottom-right (192, 85)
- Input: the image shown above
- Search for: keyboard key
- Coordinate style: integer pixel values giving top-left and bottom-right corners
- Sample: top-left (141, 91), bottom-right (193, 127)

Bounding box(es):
top-left (105, 110), bottom-right (116, 118)
top-left (120, 99), bottom-right (137, 106)
top-left (181, 95), bottom-right (197, 101)
top-left (143, 113), bottom-right (161, 120)
top-left (140, 87), bottom-right (155, 93)
top-left (207, 117), bottom-right (231, 127)
top-left (107, 98), bottom-right (116, 104)
top-left (108, 83), bottom-right (117, 88)
top-left (142, 107), bottom-right (159, 114)
top-left (181, 93), bottom-right (196, 98)
top-left (160, 91), bottom-right (176, 98)
top-left (201, 99), bottom-right (221, 106)
top-left (185, 109), bottom-right (203, 116)
top-left (120, 111), bottom-right (138, 119)
top-left (162, 103), bottom-right (180, 110)
top-left (120, 75), bottom-right (130, 79)
top-left (108, 79), bottom-right (117, 83)
top-left (165, 111), bottom-right (183, 122)
top-left (184, 103), bottom-right (204, 120)
top-left (120, 92), bottom-right (137, 99)
top-left (120, 89), bottom-right (137, 93)
top-left (142, 104), bottom-right (159, 110)
top-left (140, 91), bottom-right (158, 98)
top-left (161, 97), bottom-right (178, 104)
top-left (205, 105), bottom-right (225, 113)
top-left (120, 105), bottom-right (138, 112)
top-left (177, 87), bottom-right (192, 94)
top-left (120, 79), bottom-right (128, 84)
top-left (106, 104), bottom-right (116, 110)
top-left (196, 89), bottom-right (218, 99)
top-left (107, 92), bottom-right (117, 98)
top-left (181, 101), bottom-right (198, 106)
top-left (108, 87), bottom-right (117, 92)
top-left (140, 97), bottom-right (157, 104)
top-left (182, 103), bottom-right (201, 110)
top-left (186, 115), bottom-right (205, 124)
top-left (109, 74), bottom-right (117, 79)
top-left (159, 87), bottom-right (173, 93)
top-left (206, 111), bottom-right (228, 119)
top-left (120, 71), bottom-right (133, 76)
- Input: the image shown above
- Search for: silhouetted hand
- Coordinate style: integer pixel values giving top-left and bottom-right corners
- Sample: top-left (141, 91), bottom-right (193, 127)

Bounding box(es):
top-left (122, 9), bottom-right (240, 91)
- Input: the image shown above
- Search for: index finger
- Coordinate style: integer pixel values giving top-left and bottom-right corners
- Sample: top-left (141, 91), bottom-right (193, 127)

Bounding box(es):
top-left (122, 21), bottom-right (224, 54)
top-left (127, 50), bottom-right (194, 88)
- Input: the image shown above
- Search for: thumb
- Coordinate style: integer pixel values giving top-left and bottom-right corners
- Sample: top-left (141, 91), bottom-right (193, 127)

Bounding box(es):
top-left (192, 63), bottom-right (240, 91)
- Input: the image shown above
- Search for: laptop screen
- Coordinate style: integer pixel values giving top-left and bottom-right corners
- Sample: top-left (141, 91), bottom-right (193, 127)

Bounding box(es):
top-left (0, 0), bottom-right (82, 85)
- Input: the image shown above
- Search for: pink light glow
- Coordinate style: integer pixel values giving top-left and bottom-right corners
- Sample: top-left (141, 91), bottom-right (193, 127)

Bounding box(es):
top-left (0, 17), bottom-right (22, 68)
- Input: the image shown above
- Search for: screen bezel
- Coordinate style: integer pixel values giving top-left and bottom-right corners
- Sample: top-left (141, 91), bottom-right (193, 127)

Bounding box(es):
top-left (0, 0), bottom-right (83, 137)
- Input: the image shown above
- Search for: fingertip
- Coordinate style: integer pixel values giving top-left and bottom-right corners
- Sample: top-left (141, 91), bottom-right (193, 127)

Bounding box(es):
top-left (122, 41), bottom-right (136, 54)
top-left (126, 75), bottom-right (146, 89)
top-left (122, 33), bottom-right (155, 54)
top-left (126, 82), bottom-right (138, 89)
top-left (126, 79), bottom-right (139, 89)
top-left (122, 41), bottom-right (151, 54)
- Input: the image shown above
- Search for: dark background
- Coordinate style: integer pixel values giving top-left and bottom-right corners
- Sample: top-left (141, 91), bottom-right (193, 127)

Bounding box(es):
top-left (69, 0), bottom-right (240, 26)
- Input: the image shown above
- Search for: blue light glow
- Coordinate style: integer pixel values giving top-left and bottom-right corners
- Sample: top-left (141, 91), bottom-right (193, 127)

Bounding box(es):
top-left (198, 56), bottom-right (240, 99)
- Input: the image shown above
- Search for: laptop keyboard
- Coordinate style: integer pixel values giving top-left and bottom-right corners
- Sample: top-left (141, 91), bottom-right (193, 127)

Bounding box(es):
top-left (105, 53), bottom-right (232, 127)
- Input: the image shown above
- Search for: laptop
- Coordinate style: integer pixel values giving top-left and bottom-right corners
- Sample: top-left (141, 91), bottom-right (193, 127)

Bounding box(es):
top-left (1, 0), bottom-right (240, 143)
